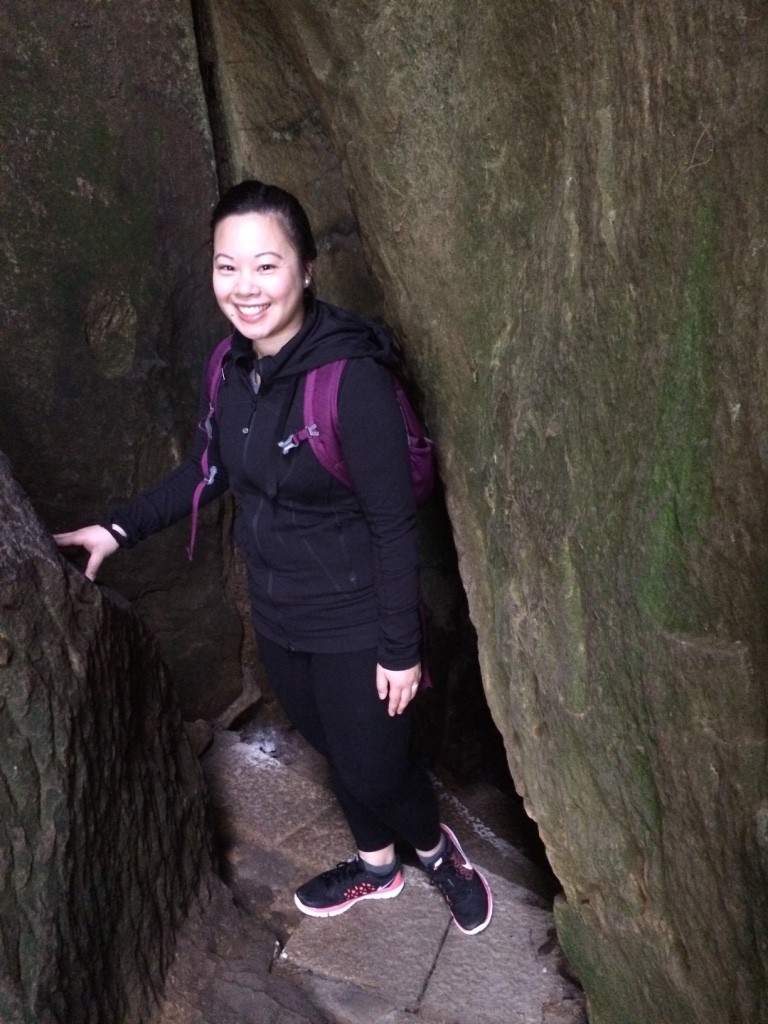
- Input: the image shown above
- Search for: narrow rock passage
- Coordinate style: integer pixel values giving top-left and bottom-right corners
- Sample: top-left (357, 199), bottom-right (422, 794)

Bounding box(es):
top-left (158, 702), bottom-right (587, 1024)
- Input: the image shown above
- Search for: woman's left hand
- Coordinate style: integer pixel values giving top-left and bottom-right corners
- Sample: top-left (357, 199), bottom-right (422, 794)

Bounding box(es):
top-left (376, 663), bottom-right (421, 717)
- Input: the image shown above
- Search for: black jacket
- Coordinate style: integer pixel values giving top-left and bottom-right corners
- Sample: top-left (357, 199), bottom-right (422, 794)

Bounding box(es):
top-left (105, 300), bottom-right (421, 669)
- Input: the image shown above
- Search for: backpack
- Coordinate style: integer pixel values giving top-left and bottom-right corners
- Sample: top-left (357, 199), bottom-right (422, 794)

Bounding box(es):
top-left (186, 335), bottom-right (435, 558)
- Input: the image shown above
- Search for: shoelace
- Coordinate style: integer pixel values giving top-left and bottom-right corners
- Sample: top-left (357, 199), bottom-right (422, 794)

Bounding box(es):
top-left (430, 848), bottom-right (474, 890)
top-left (320, 858), bottom-right (365, 885)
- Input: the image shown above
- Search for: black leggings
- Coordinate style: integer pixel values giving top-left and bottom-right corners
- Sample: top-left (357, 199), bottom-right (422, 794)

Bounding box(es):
top-left (257, 635), bottom-right (441, 853)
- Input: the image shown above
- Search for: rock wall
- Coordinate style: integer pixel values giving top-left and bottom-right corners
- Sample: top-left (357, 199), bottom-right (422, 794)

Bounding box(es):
top-left (203, 2), bottom-right (768, 1021)
top-left (0, 453), bottom-right (211, 1024)
top-left (198, 0), bottom-right (382, 313)
top-left (0, 0), bottom-right (243, 718)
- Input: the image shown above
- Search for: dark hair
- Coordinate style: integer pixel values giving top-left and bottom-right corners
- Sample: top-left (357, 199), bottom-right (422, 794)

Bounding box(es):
top-left (211, 180), bottom-right (318, 265)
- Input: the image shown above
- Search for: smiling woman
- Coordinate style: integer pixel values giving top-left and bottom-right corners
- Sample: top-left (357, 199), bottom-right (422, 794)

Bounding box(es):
top-left (212, 213), bottom-right (311, 357)
top-left (54, 179), bottom-right (492, 937)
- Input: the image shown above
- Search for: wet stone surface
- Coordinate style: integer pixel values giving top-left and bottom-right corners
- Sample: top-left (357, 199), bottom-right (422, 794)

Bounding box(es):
top-left (158, 712), bottom-right (587, 1024)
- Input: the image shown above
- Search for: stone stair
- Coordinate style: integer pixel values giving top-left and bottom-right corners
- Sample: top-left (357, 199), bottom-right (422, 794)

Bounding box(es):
top-left (191, 711), bottom-right (587, 1024)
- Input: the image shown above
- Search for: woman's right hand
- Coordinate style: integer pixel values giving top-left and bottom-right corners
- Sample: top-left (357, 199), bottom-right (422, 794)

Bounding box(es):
top-left (53, 525), bottom-right (120, 581)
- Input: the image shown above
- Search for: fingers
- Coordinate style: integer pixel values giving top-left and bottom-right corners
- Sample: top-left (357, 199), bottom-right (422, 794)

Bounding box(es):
top-left (389, 679), bottom-right (409, 717)
top-left (52, 525), bottom-right (119, 581)
top-left (376, 669), bottom-right (388, 701)
top-left (376, 664), bottom-right (422, 717)
top-left (53, 531), bottom-right (79, 547)
top-left (390, 686), bottom-right (409, 717)
top-left (84, 551), bottom-right (104, 582)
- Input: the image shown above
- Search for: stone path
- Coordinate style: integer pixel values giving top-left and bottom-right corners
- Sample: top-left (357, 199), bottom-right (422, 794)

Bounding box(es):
top-left (163, 701), bottom-right (586, 1024)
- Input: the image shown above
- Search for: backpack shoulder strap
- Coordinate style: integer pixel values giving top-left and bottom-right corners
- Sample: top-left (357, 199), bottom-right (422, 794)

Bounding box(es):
top-left (390, 375), bottom-right (435, 504)
top-left (187, 335), bottom-right (233, 560)
top-left (304, 359), bottom-right (354, 489)
top-left (206, 335), bottom-right (233, 410)
top-left (303, 357), bottom-right (435, 503)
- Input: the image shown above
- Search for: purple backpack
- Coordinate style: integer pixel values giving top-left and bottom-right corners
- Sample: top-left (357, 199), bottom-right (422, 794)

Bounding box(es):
top-left (187, 336), bottom-right (435, 558)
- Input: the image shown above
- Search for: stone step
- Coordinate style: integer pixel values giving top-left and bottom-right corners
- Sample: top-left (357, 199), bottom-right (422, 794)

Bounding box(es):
top-left (274, 865), bottom-right (582, 1024)
top-left (199, 726), bottom-right (586, 1023)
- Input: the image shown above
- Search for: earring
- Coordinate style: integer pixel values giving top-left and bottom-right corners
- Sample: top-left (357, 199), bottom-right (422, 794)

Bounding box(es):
top-left (304, 277), bottom-right (311, 288)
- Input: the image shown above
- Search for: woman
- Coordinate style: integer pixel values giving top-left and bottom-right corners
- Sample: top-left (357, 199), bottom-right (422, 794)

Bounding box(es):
top-left (55, 180), bottom-right (492, 935)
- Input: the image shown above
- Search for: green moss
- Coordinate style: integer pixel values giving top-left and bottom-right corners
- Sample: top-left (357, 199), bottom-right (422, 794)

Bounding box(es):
top-left (637, 203), bottom-right (717, 629)
top-left (554, 900), bottom-right (613, 1022)
top-left (555, 898), bottom-right (694, 1024)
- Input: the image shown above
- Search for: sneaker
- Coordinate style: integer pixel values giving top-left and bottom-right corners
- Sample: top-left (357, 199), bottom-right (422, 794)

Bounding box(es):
top-left (294, 857), bottom-right (405, 918)
top-left (425, 824), bottom-right (493, 935)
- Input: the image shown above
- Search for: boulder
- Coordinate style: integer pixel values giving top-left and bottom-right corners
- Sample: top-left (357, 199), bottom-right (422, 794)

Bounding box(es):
top-left (0, 0), bottom-right (243, 718)
top-left (0, 452), bottom-right (210, 1023)
top-left (199, 0), bottom-right (383, 313)
top-left (208, 2), bottom-right (768, 1021)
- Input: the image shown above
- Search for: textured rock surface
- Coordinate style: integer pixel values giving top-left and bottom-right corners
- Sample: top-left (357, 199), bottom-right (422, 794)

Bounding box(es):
top-left (0, 0), bottom-right (243, 718)
top-left (154, 875), bottom-right (328, 1024)
top-left (0, 452), bottom-right (210, 1023)
top-left (206, 2), bottom-right (768, 1022)
top-left (199, 0), bottom-right (381, 314)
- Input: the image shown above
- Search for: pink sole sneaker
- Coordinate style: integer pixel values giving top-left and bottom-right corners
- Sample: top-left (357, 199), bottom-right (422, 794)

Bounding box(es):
top-left (427, 824), bottom-right (493, 935)
top-left (294, 859), bottom-right (405, 918)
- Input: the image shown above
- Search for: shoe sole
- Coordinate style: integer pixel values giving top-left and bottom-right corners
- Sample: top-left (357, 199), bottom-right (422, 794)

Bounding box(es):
top-left (294, 871), bottom-right (405, 918)
top-left (439, 824), bottom-right (494, 935)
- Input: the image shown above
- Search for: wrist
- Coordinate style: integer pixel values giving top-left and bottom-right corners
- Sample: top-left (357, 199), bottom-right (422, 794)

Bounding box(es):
top-left (378, 656), bottom-right (420, 673)
top-left (100, 521), bottom-right (130, 547)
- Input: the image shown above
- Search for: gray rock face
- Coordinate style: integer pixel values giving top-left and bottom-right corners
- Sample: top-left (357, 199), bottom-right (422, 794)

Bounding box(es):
top-left (0, 453), bottom-right (211, 1023)
top-left (0, 0), bottom-right (243, 718)
top-left (201, 0), bottom-right (383, 314)
top-left (208, 2), bottom-right (768, 1021)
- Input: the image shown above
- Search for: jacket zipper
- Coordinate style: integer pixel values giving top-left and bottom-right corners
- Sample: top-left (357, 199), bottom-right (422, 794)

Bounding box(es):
top-left (241, 373), bottom-right (260, 475)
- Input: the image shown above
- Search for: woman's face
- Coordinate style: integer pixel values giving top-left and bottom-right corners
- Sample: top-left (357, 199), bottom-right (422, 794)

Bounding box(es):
top-left (212, 212), bottom-right (310, 357)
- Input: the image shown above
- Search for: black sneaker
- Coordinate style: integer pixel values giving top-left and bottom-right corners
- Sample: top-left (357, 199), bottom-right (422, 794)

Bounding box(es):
top-left (425, 824), bottom-right (493, 935)
top-left (294, 857), bottom-right (405, 918)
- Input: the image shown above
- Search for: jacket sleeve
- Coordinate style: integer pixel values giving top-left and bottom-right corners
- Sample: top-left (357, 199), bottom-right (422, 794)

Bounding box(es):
top-left (99, 383), bottom-right (230, 548)
top-left (336, 358), bottom-right (421, 670)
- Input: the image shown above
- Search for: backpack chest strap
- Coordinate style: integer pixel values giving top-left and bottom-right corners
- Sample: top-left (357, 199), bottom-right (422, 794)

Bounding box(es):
top-left (278, 422), bottom-right (319, 454)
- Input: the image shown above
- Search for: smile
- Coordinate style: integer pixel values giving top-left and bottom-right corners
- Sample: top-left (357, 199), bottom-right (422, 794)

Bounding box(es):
top-left (236, 303), bottom-right (270, 316)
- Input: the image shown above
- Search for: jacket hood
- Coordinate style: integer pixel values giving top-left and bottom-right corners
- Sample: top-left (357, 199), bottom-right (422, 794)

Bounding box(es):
top-left (230, 298), bottom-right (400, 388)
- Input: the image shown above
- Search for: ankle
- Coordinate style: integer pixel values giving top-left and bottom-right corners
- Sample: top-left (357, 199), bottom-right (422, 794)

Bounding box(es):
top-left (357, 843), bottom-right (397, 869)
top-left (359, 853), bottom-right (400, 877)
top-left (417, 834), bottom-right (447, 869)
